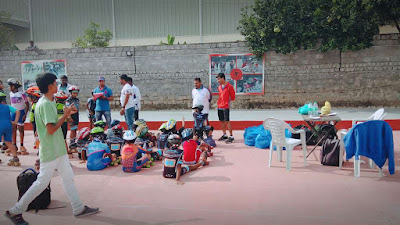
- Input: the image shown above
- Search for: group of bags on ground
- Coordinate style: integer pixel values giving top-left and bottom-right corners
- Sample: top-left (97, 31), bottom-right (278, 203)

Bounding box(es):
top-left (244, 123), bottom-right (340, 166)
top-left (71, 119), bottom-right (216, 178)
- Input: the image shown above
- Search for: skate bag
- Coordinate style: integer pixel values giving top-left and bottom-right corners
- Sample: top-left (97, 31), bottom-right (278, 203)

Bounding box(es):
top-left (17, 168), bottom-right (51, 212)
top-left (320, 138), bottom-right (341, 166)
top-left (157, 133), bottom-right (169, 150)
top-left (163, 149), bottom-right (183, 178)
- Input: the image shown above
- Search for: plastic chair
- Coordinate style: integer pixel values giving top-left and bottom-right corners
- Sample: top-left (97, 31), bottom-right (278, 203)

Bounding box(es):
top-left (352, 108), bottom-right (386, 126)
top-left (339, 108), bottom-right (386, 170)
top-left (263, 118), bottom-right (307, 171)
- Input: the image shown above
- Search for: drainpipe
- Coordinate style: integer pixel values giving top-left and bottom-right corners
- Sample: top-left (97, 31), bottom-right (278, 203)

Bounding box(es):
top-left (199, 0), bottom-right (203, 43)
top-left (28, 0), bottom-right (33, 41)
top-left (111, 0), bottom-right (116, 46)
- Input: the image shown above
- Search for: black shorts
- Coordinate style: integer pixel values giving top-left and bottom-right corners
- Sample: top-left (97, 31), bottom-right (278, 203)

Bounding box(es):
top-left (70, 113), bottom-right (79, 126)
top-left (218, 109), bottom-right (230, 121)
top-left (61, 122), bottom-right (68, 139)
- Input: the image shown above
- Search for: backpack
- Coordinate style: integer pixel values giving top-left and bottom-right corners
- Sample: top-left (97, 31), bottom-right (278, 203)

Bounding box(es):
top-left (320, 139), bottom-right (341, 166)
top-left (163, 149), bottom-right (183, 178)
top-left (292, 125), bottom-right (315, 145)
top-left (157, 133), bottom-right (169, 150)
top-left (17, 168), bottom-right (51, 212)
top-left (315, 124), bottom-right (337, 146)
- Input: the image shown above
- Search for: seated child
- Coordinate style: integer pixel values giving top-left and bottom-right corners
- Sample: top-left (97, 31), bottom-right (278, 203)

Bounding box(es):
top-left (134, 124), bottom-right (161, 160)
top-left (121, 130), bottom-right (151, 173)
top-left (175, 128), bottom-right (209, 185)
top-left (0, 93), bottom-right (21, 166)
top-left (86, 127), bottom-right (111, 171)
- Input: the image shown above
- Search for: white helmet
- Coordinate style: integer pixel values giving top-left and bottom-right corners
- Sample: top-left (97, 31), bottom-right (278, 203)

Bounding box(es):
top-left (123, 130), bottom-right (137, 141)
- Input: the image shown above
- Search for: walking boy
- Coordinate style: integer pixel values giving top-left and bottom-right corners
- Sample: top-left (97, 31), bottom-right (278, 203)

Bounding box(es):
top-left (5, 73), bottom-right (99, 225)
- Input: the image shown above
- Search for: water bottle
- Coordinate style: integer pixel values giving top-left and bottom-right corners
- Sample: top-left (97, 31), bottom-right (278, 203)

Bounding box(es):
top-left (313, 101), bottom-right (318, 116)
top-left (308, 101), bottom-right (312, 116)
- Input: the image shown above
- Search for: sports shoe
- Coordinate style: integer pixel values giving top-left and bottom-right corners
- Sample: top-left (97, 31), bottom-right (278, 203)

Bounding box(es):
top-left (218, 135), bottom-right (228, 141)
top-left (225, 136), bottom-right (234, 144)
top-left (74, 206), bottom-right (100, 218)
top-left (4, 211), bottom-right (29, 225)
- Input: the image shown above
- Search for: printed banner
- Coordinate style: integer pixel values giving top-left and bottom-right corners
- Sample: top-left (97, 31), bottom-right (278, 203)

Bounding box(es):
top-left (21, 59), bottom-right (67, 90)
top-left (209, 54), bottom-right (264, 95)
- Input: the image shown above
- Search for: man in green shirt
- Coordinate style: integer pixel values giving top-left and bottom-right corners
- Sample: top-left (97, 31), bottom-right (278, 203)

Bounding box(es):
top-left (5, 73), bottom-right (99, 225)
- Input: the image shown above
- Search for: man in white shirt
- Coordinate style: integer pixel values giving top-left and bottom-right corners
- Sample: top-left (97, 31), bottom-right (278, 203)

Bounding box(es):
top-left (127, 77), bottom-right (141, 120)
top-left (192, 78), bottom-right (211, 123)
top-left (119, 74), bottom-right (135, 130)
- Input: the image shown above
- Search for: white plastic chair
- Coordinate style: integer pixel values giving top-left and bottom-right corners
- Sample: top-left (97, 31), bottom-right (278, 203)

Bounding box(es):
top-left (263, 118), bottom-right (307, 171)
top-left (352, 108), bottom-right (386, 126)
top-left (339, 108), bottom-right (386, 171)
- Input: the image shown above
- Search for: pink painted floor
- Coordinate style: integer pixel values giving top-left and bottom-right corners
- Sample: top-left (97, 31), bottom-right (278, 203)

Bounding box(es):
top-left (0, 130), bottom-right (399, 225)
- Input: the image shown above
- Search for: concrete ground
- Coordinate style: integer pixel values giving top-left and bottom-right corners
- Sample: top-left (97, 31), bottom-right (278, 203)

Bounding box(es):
top-left (0, 129), bottom-right (399, 225)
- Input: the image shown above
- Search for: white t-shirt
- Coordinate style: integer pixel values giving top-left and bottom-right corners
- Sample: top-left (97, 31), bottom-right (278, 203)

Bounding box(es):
top-left (10, 91), bottom-right (28, 111)
top-left (120, 83), bottom-right (135, 109)
top-left (131, 84), bottom-right (141, 110)
top-left (192, 87), bottom-right (211, 114)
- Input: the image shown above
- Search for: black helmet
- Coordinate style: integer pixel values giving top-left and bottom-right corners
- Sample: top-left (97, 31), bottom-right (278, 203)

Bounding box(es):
top-left (192, 104), bottom-right (204, 112)
top-left (110, 120), bottom-right (120, 128)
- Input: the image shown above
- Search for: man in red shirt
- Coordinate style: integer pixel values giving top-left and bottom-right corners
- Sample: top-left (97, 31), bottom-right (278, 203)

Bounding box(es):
top-left (216, 73), bottom-right (236, 143)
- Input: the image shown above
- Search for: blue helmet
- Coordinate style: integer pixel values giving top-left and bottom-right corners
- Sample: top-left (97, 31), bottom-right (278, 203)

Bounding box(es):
top-left (181, 128), bottom-right (193, 141)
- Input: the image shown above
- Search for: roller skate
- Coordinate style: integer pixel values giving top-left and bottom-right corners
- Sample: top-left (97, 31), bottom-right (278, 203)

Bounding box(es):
top-left (1, 143), bottom-right (7, 153)
top-left (7, 156), bottom-right (21, 167)
top-left (20, 146), bottom-right (29, 155)
top-left (4, 149), bottom-right (11, 156)
top-left (35, 159), bottom-right (40, 171)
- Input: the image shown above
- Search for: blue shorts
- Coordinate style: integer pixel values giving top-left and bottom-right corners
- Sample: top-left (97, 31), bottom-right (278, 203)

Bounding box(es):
top-left (0, 124), bottom-right (12, 142)
top-left (11, 110), bottom-right (26, 126)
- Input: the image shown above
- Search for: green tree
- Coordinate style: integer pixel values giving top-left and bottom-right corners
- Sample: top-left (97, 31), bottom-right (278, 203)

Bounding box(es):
top-left (73, 22), bottom-right (112, 48)
top-left (238, 0), bottom-right (387, 55)
top-left (238, 0), bottom-right (318, 55)
top-left (367, 0), bottom-right (400, 32)
top-left (0, 11), bottom-right (15, 51)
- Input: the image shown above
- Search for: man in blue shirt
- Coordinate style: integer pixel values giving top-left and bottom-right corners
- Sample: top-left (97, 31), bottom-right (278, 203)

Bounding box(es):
top-left (93, 76), bottom-right (114, 127)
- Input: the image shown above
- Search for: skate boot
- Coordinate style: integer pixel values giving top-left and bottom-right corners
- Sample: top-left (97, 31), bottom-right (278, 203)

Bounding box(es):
top-left (20, 146), bottom-right (29, 155)
top-left (2, 143), bottom-right (8, 152)
top-left (4, 149), bottom-right (11, 156)
top-left (35, 159), bottom-right (40, 171)
top-left (7, 156), bottom-right (21, 167)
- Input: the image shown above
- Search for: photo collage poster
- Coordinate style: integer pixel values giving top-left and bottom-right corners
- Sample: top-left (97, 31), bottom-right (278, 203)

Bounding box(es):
top-left (21, 59), bottom-right (67, 90)
top-left (209, 54), bottom-right (264, 95)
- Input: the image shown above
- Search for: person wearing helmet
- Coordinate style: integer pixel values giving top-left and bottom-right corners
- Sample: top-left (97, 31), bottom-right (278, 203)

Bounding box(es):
top-left (112, 124), bottom-right (123, 138)
top-left (176, 128), bottom-right (209, 185)
top-left (86, 91), bottom-right (96, 129)
top-left (110, 119), bottom-right (120, 128)
top-left (0, 92), bottom-right (21, 166)
top-left (90, 126), bottom-right (106, 142)
top-left (66, 86), bottom-right (80, 148)
top-left (76, 127), bottom-right (91, 160)
top-left (167, 134), bottom-right (182, 150)
top-left (55, 91), bottom-right (70, 157)
top-left (192, 104), bottom-right (209, 139)
top-left (8, 78), bottom-right (30, 154)
top-left (26, 86), bottom-right (42, 151)
top-left (133, 119), bottom-right (146, 131)
top-left (86, 127), bottom-right (111, 171)
top-left (5, 73), bottom-right (99, 225)
top-left (121, 130), bottom-right (151, 173)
